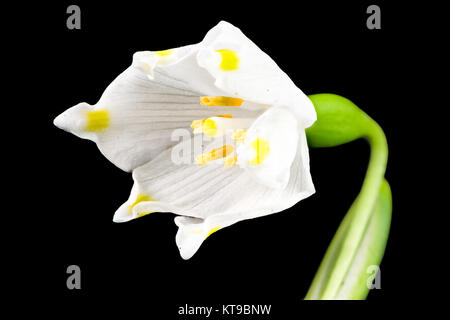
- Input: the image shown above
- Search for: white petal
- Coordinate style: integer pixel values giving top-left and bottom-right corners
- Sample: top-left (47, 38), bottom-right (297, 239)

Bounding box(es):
top-left (131, 45), bottom-right (225, 96)
top-left (237, 106), bottom-right (299, 189)
top-left (114, 134), bottom-right (314, 258)
top-left (197, 21), bottom-right (316, 128)
top-left (174, 216), bottom-right (209, 260)
top-left (54, 53), bottom-right (264, 172)
top-left (113, 183), bottom-right (140, 223)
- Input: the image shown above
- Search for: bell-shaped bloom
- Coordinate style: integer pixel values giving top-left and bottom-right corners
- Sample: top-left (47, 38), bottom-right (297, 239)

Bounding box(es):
top-left (54, 21), bottom-right (317, 259)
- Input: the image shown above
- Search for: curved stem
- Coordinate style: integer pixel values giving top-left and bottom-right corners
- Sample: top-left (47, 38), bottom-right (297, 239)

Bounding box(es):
top-left (305, 119), bottom-right (389, 299)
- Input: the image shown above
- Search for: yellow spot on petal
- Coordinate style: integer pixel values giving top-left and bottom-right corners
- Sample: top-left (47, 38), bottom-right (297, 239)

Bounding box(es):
top-left (191, 116), bottom-right (232, 135)
top-left (85, 110), bottom-right (110, 132)
top-left (224, 154), bottom-right (238, 168)
top-left (136, 212), bottom-right (152, 218)
top-left (205, 226), bottom-right (221, 239)
top-left (232, 129), bottom-right (247, 143)
top-left (154, 49), bottom-right (173, 57)
top-left (248, 138), bottom-right (270, 165)
top-left (129, 193), bottom-right (154, 218)
top-left (216, 49), bottom-right (239, 71)
top-left (190, 119), bottom-right (205, 133)
top-left (129, 193), bottom-right (152, 209)
top-left (196, 145), bottom-right (234, 166)
top-left (200, 96), bottom-right (243, 107)
top-left (202, 119), bottom-right (218, 137)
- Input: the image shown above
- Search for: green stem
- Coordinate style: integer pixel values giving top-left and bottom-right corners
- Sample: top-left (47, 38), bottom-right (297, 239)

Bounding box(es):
top-left (304, 94), bottom-right (389, 299)
top-left (338, 178), bottom-right (392, 299)
top-left (323, 121), bottom-right (387, 297)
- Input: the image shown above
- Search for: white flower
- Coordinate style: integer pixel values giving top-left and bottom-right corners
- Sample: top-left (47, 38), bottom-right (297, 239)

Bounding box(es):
top-left (54, 21), bottom-right (317, 259)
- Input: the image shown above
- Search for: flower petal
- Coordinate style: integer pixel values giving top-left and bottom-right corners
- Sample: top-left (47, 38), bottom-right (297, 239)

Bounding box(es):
top-left (237, 106), bottom-right (299, 189)
top-left (174, 216), bottom-right (210, 260)
top-left (114, 133), bottom-right (314, 258)
top-left (54, 53), bottom-right (264, 171)
top-left (197, 21), bottom-right (316, 128)
top-left (132, 45), bottom-right (225, 96)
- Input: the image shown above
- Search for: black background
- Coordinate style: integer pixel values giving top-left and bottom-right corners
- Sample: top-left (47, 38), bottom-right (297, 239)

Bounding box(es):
top-left (9, 0), bottom-right (421, 315)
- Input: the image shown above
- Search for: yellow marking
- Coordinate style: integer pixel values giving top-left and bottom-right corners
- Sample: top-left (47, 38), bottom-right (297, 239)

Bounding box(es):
top-left (232, 129), bottom-right (247, 143)
top-left (202, 119), bottom-right (217, 137)
top-left (224, 154), bottom-right (238, 168)
top-left (191, 119), bottom-right (205, 133)
top-left (136, 212), bottom-right (152, 218)
top-left (216, 49), bottom-right (239, 71)
top-left (248, 138), bottom-right (270, 165)
top-left (85, 110), bottom-right (110, 132)
top-left (196, 145), bottom-right (234, 166)
top-left (191, 115), bottom-right (232, 135)
top-left (205, 226), bottom-right (221, 239)
top-left (129, 193), bottom-right (154, 217)
top-left (154, 49), bottom-right (173, 57)
top-left (191, 119), bottom-right (204, 129)
top-left (200, 96), bottom-right (243, 107)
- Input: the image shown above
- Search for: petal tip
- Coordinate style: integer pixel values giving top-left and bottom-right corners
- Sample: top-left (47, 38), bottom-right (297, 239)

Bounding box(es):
top-left (53, 113), bottom-right (63, 129)
top-left (113, 203), bottom-right (134, 223)
top-left (112, 215), bottom-right (131, 223)
top-left (132, 51), bottom-right (156, 79)
top-left (53, 103), bottom-right (92, 135)
top-left (53, 109), bottom-right (74, 132)
top-left (179, 248), bottom-right (195, 260)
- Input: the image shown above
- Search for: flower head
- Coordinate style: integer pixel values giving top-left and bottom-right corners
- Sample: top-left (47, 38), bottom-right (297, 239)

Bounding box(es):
top-left (54, 21), bottom-right (316, 259)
